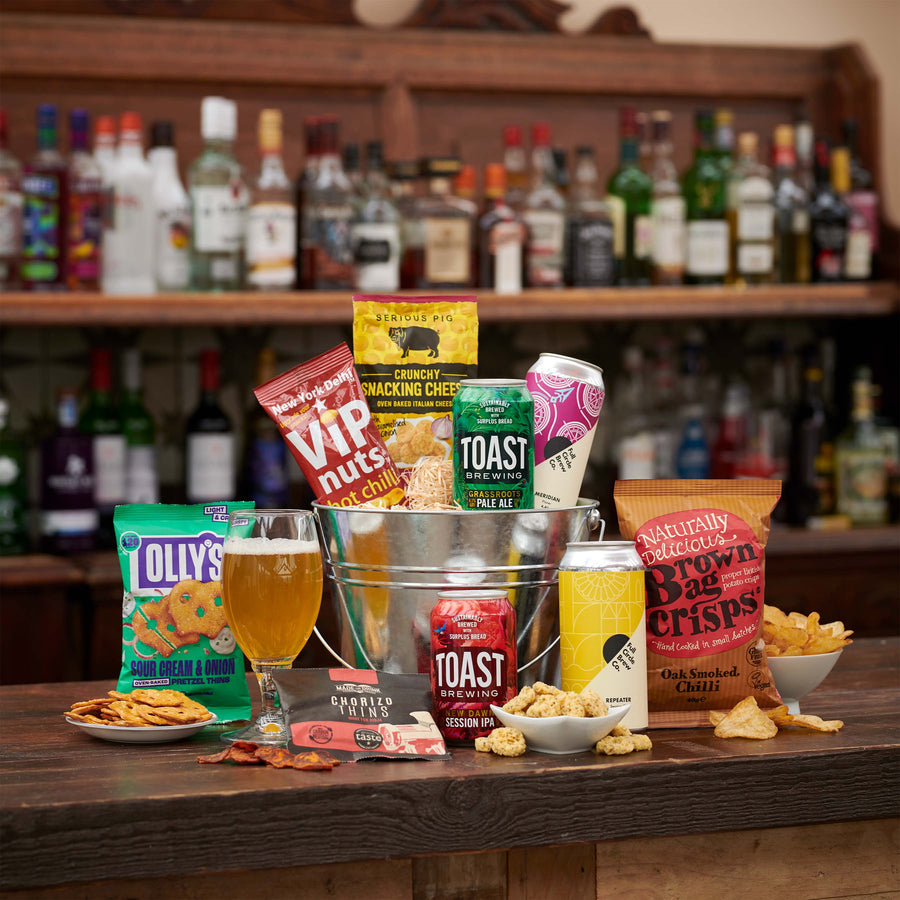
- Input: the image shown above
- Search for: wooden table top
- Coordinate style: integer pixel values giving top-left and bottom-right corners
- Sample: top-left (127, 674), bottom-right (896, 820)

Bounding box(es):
top-left (1, 637), bottom-right (898, 891)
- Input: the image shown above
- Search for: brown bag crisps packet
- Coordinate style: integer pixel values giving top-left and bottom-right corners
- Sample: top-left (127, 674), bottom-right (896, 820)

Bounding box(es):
top-left (614, 479), bottom-right (782, 728)
top-left (353, 294), bottom-right (477, 473)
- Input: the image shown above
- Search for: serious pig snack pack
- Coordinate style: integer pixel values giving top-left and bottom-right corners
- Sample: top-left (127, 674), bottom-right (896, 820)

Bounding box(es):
top-left (254, 343), bottom-right (405, 508)
top-left (614, 479), bottom-right (782, 728)
top-left (114, 503), bottom-right (253, 723)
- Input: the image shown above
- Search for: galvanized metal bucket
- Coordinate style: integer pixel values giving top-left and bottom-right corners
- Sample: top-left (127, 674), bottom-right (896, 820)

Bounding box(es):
top-left (312, 500), bottom-right (603, 685)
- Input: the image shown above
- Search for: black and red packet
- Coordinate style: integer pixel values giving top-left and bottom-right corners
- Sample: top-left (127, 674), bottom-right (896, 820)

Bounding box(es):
top-left (274, 668), bottom-right (450, 761)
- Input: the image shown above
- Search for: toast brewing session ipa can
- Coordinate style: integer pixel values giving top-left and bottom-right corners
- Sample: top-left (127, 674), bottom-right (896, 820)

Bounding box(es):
top-left (558, 541), bottom-right (648, 730)
top-left (452, 379), bottom-right (534, 510)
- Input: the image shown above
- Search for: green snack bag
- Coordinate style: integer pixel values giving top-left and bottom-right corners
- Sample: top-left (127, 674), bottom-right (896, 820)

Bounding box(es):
top-left (114, 502), bottom-right (253, 723)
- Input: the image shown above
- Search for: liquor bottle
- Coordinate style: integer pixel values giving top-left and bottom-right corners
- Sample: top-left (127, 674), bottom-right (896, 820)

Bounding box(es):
top-left (121, 348), bottom-right (158, 504)
top-left (148, 121), bottom-right (191, 292)
top-left (478, 163), bottom-right (526, 294)
top-left (65, 109), bottom-right (103, 292)
top-left (502, 125), bottom-right (528, 213)
top-left (566, 146), bottom-right (614, 287)
top-left (523, 123), bottom-right (566, 288)
top-left (730, 132), bottom-right (774, 285)
top-left (246, 109), bottom-right (296, 291)
top-left (412, 157), bottom-right (476, 289)
top-left (650, 336), bottom-right (679, 477)
top-left (0, 108), bottom-right (23, 291)
top-left (615, 346), bottom-right (655, 480)
top-left (682, 109), bottom-right (729, 285)
top-left (809, 139), bottom-right (847, 283)
top-left (295, 116), bottom-right (320, 290)
top-left (0, 393), bottom-right (28, 554)
top-left (793, 121), bottom-right (814, 283)
top-left (649, 110), bottom-right (685, 286)
top-left (185, 349), bottom-right (235, 504)
top-left (22, 103), bottom-right (68, 291)
top-left (307, 115), bottom-right (355, 290)
top-left (606, 107), bottom-right (653, 286)
top-left (41, 388), bottom-right (97, 553)
top-left (243, 347), bottom-right (289, 509)
top-left (772, 124), bottom-right (809, 284)
top-left (189, 97), bottom-right (247, 291)
top-left (389, 159), bottom-right (422, 290)
top-left (552, 149), bottom-right (569, 199)
top-left (103, 111), bottom-right (155, 296)
top-left (675, 331), bottom-right (711, 479)
top-left (711, 381), bottom-right (749, 479)
top-left (785, 357), bottom-right (827, 526)
top-left (343, 142), bottom-right (364, 205)
top-left (93, 115), bottom-right (117, 186)
top-left (455, 164), bottom-right (478, 206)
top-left (351, 140), bottom-right (401, 292)
top-left (835, 367), bottom-right (888, 526)
top-left (714, 108), bottom-right (736, 190)
top-left (79, 348), bottom-right (125, 547)
top-left (636, 111), bottom-right (653, 174)
top-left (837, 124), bottom-right (877, 280)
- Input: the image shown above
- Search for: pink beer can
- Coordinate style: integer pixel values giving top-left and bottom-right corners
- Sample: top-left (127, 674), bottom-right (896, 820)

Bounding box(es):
top-left (526, 353), bottom-right (605, 508)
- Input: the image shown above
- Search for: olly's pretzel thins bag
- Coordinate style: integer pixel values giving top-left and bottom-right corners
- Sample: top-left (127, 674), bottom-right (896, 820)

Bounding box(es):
top-left (614, 479), bottom-right (782, 728)
top-left (255, 343), bottom-right (404, 508)
top-left (114, 503), bottom-right (253, 723)
top-left (352, 294), bottom-right (478, 473)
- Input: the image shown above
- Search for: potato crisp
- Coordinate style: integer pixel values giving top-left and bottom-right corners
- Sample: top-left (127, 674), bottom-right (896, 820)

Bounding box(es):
top-left (711, 695), bottom-right (843, 737)
top-left (763, 604), bottom-right (854, 656)
top-left (65, 689), bottom-right (213, 727)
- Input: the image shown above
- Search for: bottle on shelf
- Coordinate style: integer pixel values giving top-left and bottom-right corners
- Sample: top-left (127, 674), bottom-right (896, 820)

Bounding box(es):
top-left (523, 122), bottom-right (566, 288)
top-left (809, 139), bottom-right (847, 283)
top-left (714, 108), bottom-right (736, 192)
top-left (793, 120), bottom-right (814, 283)
top-left (0, 393), bottom-right (29, 555)
top-left (185, 349), bottom-right (235, 505)
top-left (815, 337), bottom-right (839, 518)
top-left (785, 355), bottom-right (828, 526)
top-left (730, 131), bottom-right (774, 285)
top-left (649, 336), bottom-right (679, 477)
top-left (648, 110), bottom-right (685, 286)
top-left (351, 140), bottom-right (401, 292)
top-left (606, 107), bottom-right (653, 286)
top-left (102, 111), bottom-right (155, 296)
top-left (79, 347), bottom-right (125, 547)
top-left (243, 347), bottom-right (290, 509)
top-left (711, 380), bottom-right (749, 479)
top-left (552, 148), bottom-right (569, 200)
top-left (307, 115), bottom-right (355, 290)
top-left (682, 109), bottom-right (729, 286)
top-left (0, 108), bottom-right (23, 291)
top-left (636, 111), bottom-right (653, 174)
top-left (674, 330), bottom-right (711, 479)
top-left (835, 129), bottom-right (876, 281)
top-left (148, 120), bottom-right (191, 292)
top-left (772, 124), bottom-right (810, 284)
top-left (121, 348), bottom-right (158, 505)
top-left (455, 164), bottom-right (478, 206)
top-left (388, 159), bottom-right (422, 290)
top-left (615, 345), bottom-right (655, 480)
top-left (502, 125), bottom-right (528, 213)
top-left (566, 146), bottom-right (614, 287)
top-left (343, 142), bottom-right (364, 204)
top-left (93, 115), bottom-right (117, 185)
top-left (478, 162), bottom-right (526, 294)
top-left (22, 103), bottom-right (68, 291)
top-left (41, 388), bottom-right (97, 553)
top-left (189, 96), bottom-right (247, 291)
top-left (245, 109), bottom-right (296, 291)
top-left (295, 115), bottom-right (320, 290)
top-left (65, 108), bottom-right (103, 291)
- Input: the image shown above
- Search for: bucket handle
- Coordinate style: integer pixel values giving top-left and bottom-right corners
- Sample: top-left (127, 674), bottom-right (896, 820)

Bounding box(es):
top-left (313, 625), bottom-right (356, 668)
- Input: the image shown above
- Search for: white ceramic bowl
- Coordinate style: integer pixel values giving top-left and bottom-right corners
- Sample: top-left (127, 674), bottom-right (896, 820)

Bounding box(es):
top-left (489, 703), bottom-right (630, 754)
top-left (767, 649), bottom-right (843, 714)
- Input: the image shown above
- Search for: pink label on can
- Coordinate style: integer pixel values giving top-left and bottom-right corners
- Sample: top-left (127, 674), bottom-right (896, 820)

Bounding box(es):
top-left (527, 371), bottom-right (605, 466)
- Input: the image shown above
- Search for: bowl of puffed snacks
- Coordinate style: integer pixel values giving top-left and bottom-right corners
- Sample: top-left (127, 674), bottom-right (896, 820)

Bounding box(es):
top-left (64, 688), bottom-right (216, 743)
top-left (763, 605), bottom-right (853, 714)
top-left (483, 682), bottom-right (650, 756)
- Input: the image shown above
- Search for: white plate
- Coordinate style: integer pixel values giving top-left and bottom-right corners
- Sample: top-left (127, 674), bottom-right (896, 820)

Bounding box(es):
top-left (65, 713), bottom-right (218, 744)
top-left (490, 703), bottom-right (631, 754)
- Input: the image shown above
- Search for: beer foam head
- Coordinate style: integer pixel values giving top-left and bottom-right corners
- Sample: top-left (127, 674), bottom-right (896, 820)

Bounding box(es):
top-left (224, 536), bottom-right (320, 555)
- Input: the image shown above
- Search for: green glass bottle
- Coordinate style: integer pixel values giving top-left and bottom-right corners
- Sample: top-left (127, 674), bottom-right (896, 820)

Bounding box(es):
top-left (0, 393), bottom-right (29, 555)
top-left (606, 107), bottom-right (653, 286)
top-left (120, 348), bottom-right (159, 504)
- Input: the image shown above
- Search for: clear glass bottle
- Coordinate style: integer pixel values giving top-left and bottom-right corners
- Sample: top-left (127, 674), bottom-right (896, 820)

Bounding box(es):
top-left (121, 348), bottom-right (158, 505)
top-left (295, 115), bottom-right (320, 290)
top-left (502, 125), bottom-right (528, 213)
top-left (65, 109), bottom-right (103, 291)
top-left (0, 108), bottom-right (23, 291)
top-left (246, 109), bottom-right (296, 291)
top-left (523, 122), bottom-right (566, 288)
top-left (615, 345), bottom-right (655, 480)
top-left (478, 162), bottom-right (526, 294)
top-left (810, 139), bottom-right (847, 283)
top-left (649, 110), bottom-right (685, 286)
top-left (566, 146), bottom-right (614, 287)
top-left (731, 131), bottom-right (774, 285)
top-left (351, 140), bottom-right (400, 292)
top-left (148, 121), bottom-right (191, 292)
top-left (772, 124), bottom-right (809, 284)
top-left (189, 97), bottom-right (247, 291)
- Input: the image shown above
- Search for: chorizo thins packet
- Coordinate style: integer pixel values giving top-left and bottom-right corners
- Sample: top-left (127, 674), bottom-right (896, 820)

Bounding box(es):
top-left (114, 503), bottom-right (253, 723)
top-left (614, 479), bottom-right (782, 728)
top-left (274, 668), bottom-right (450, 761)
top-left (352, 294), bottom-right (478, 473)
top-left (254, 343), bottom-right (404, 508)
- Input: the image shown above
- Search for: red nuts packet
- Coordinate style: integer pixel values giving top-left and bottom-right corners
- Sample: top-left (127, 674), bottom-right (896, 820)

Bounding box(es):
top-left (273, 668), bottom-right (450, 761)
top-left (254, 343), bottom-right (405, 508)
top-left (614, 479), bottom-right (783, 728)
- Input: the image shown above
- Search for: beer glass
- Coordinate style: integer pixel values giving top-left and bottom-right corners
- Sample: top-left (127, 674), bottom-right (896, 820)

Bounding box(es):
top-left (221, 510), bottom-right (323, 744)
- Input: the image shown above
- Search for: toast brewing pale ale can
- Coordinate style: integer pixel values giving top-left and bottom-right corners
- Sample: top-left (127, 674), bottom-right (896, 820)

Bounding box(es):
top-left (558, 541), bottom-right (648, 730)
top-left (452, 379), bottom-right (534, 510)
top-left (526, 353), bottom-right (605, 508)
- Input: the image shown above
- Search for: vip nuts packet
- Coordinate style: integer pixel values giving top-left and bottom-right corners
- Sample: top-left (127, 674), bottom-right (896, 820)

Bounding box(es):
top-left (114, 503), bottom-right (253, 723)
top-left (614, 479), bottom-right (783, 728)
top-left (352, 294), bottom-right (478, 474)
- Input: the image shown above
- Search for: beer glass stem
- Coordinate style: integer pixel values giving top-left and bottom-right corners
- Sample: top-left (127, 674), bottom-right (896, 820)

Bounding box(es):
top-left (254, 664), bottom-right (281, 721)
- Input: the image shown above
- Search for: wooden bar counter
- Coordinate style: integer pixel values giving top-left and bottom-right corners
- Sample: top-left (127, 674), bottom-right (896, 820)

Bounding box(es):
top-left (1, 638), bottom-right (898, 899)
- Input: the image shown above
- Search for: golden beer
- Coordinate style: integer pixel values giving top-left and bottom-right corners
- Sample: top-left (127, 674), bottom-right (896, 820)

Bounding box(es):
top-left (222, 537), bottom-right (323, 663)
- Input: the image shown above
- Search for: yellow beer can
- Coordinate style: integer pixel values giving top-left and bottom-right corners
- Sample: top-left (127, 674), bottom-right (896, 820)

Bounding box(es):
top-left (558, 540), bottom-right (648, 730)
